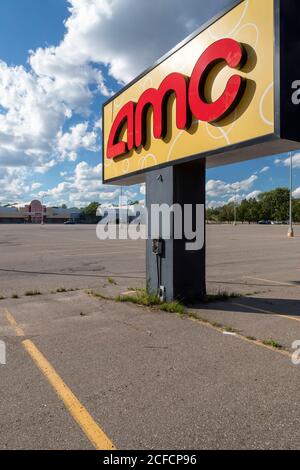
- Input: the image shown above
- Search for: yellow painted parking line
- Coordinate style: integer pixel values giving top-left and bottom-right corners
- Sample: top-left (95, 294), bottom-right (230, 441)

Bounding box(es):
top-left (2, 309), bottom-right (116, 450)
top-left (244, 276), bottom-right (297, 287)
top-left (22, 340), bottom-right (116, 450)
top-left (4, 309), bottom-right (25, 337)
top-left (232, 302), bottom-right (300, 324)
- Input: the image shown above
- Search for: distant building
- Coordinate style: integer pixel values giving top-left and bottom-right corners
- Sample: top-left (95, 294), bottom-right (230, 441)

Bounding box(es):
top-left (99, 202), bottom-right (146, 224)
top-left (0, 200), bottom-right (82, 224)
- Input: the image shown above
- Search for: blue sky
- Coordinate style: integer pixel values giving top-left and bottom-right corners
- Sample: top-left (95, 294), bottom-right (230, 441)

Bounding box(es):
top-left (0, 0), bottom-right (299, 208)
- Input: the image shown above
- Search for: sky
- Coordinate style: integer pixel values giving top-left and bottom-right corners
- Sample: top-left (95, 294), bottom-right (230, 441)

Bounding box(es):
top-left (0, 0), bottom-right (299, 209)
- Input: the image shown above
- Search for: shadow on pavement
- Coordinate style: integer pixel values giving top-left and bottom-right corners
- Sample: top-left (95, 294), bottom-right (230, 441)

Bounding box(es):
top-left (191, 297), bottom-right (300, 318)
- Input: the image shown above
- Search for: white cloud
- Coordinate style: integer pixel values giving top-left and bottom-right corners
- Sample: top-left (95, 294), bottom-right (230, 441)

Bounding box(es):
top-left (0, 1), bottom-right (117, 172)
top-left (140, 184), bottom-right (146, 196)
top-left (207, 200), bottom-right (223, 208)
top-left (94, 117), bottom-right (102, 130)
top-left (227, 189), bottom-right (262, 203)
top-left (42, 160), bottom-right (145, 206)
top-left (275, 152), bottom-right (300, 169)
top-left (38, 0), bottom-right (225, 85)
top-left (206, 175), bottom-right (258, 198)
top-left (29, 47), bottom-right (110, 107)
top-left (99, 191), bottom-right (119, 201)
top-left (246, 190), bottom-right (262, 200)
top-left (260, 166), bottom-right (270, 173)
top-left (31, 182), bottom-right (43, 190)
top-left (293, 187), bottom-right (300, 199)
top-left (42, 161), bottom-right (119, 206)
top-left (57, 122), bottom-right (98, 162)
top-left (0, 58), bottom-right (102, 172)
top-left (0, 60), bottom-right (66, 169)
top-left (0, 168), bottom-right (31, 204)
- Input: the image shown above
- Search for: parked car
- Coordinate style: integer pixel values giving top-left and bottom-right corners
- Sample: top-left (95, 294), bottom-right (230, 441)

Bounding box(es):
top-left (64, 220), bottom-right (75, 225)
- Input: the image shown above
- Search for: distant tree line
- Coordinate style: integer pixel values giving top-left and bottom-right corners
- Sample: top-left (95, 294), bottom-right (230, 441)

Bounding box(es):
top-left (50, 188), bottom-right (300, 225)
top-left (79, 200), bottom-right (140, 222)
top-left (207, 188), bottom-right (300, 224)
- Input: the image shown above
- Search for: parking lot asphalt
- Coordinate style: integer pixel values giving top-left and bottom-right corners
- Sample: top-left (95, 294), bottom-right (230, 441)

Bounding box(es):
top-left (0, 224), bottom-right (300, 449)
top-left (1, 223), bottom-right (300, 297)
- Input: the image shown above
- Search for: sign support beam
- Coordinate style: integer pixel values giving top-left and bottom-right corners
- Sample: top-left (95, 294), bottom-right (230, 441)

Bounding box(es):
top-left (146, 159), bottom-right (206, 302)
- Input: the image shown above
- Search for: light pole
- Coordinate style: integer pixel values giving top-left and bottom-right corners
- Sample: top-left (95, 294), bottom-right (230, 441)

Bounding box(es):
top-left (288, 152), bottom-right (294, 238)
top-left (120, 186), bottom-right (123, 227)
top-left (230, 184), bottom-right (239, 226)
top-left (233, 188), bottom-right (238, 226)
top-left (41, 195), bottom-right (45, 226)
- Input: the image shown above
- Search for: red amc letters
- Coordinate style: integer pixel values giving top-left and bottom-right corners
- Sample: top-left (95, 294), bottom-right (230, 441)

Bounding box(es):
top-left (107, 38), bottom-right (247, 159)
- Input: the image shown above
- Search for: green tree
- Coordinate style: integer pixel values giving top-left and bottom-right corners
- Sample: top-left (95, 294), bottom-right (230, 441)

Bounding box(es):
top-left (258, 188), bottom-right (289, 221)
top-left (292, 199), bottom-right (300, 222)
top-left (84, 202), bottom-right (100, 219)
top-left (237, 199), bottom-right (251, 223)
top-left (205, 188), bottom-right (299, 224)
top-left (219, 203), bottom-right (234, 223)
top-left (248, 199), bottom-right (262, 223)
top-left (206, 207), bottom-right (222, 222)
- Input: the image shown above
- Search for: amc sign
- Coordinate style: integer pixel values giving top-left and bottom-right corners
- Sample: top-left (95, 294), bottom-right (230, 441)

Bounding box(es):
top-left (107, 39), bottom-right (246, 159)
top-left (102, 0), bottom-right (300, 184)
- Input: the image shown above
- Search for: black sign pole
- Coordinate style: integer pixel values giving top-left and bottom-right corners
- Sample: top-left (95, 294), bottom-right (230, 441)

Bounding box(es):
top-left (146, 159), bottom-right (206, 302)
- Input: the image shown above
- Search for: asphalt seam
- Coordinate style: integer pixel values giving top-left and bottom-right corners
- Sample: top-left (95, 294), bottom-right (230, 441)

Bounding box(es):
top-left (86, 293), bottom-right (294, 361)
top-left (186, 314), bottom-right (292, 359)
top-left (83, 289), bottom-right (295, 360)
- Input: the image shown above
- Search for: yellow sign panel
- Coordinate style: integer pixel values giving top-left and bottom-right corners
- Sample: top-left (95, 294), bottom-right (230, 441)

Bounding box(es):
top-left (103, 0), bottom-right (274, 183)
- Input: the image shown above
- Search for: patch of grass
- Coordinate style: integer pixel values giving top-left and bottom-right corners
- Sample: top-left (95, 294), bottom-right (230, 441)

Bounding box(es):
top-left (51, 287), bottom-right (79, 294)
top-left (119, 289), bottom-right (239, 307)
top-left (188, 312), bottom-right (202, 321)
top-left (187, 312), bottom-right (242, 336)
top-left (246, 335), bottom-right (257, 341)
top-left (211, 321), bottom-right (223, 329)
top-left (188, 312), bottom-right (238, 333)
top-left (88, 290), bottom-right (111, 301)
top-left (202, 292), bottom-right (241, 303)
top-left (117, 290), bottom-right (159, 306)
top-left (187, 291), bottom-right (240, 305)
top-left (25, 290), bottom-right (41, 296)
top-left (159, 301), bottom-right (185, 315)
top-left (107, 277), bottom-right (117, 285)
top-left (11, 294), bottom-right (19, 299)
top-left (89, 287), bottom-right (237, 324)
top-left (262, 338), bottom-right (283, 349)
top-left (223, 326), bottom-right (237, 333)
top-left (117, 288), bottom-right (186, 315)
